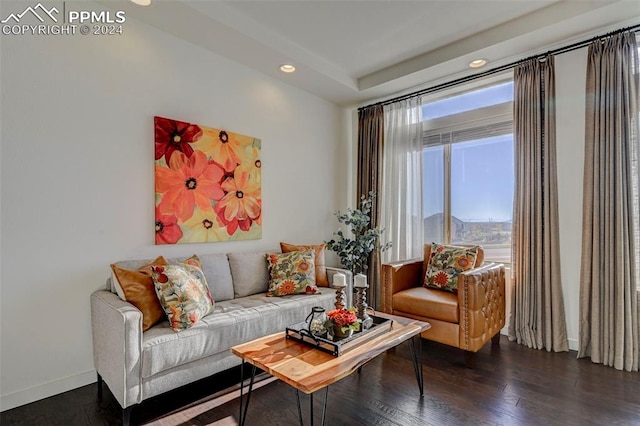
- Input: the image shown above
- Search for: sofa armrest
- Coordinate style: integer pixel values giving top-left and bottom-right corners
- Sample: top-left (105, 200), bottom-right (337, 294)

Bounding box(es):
top-left (380, 259), bottom-right (423, 314)
top-left (326, 267), bottom-right (353, 308)
top-left (90, 290), bottom-right (144, 408)
top-left (457, 263), bottom-right (506, 352)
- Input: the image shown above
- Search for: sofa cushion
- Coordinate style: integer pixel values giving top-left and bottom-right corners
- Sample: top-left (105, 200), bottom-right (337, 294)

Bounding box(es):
top-left (393, 287), bottom-right (459, 323)
top-left (424, 243), bottom-right (478, 293)
top-left (110, 256), bottom-right (168, 331)
top-left (175, 253), bottom-right (234, 302)
top-left (280, 242), bottom-right (329, 287)
top-left (182, 254), bottom-right (203, 269)
top-left (111, 255), bottom-right (200, 291)
top-left (151, 264), bottom-right (215, 331)
top-left (266, 250), bottom-right (318, 296)
top-left (227, 252), bottom-right (270, 297)
top-left (140, 288), bottom-right (335, 378)
top-left (110, 258), bottom-right (161, 298)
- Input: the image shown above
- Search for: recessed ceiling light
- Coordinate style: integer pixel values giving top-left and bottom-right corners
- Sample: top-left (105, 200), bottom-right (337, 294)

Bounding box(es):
top-left (469, 59), bottom-right (488, 68)
top-left (130, 0), bottom-right (151, 5)
top-left (279, 64), bottom-right (296, 73)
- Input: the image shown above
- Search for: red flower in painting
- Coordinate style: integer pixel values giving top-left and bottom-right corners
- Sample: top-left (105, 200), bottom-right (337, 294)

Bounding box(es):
top-left (155, 116), bottom-right (203, 163)
top-left (214, 170), bottom-right (261, 235)
top-left (155, 209), bottom-right (183, 245)
top-left (215, 210), bottom-right (253, 235)
top-left (156, 151), bottom-right (225, 221)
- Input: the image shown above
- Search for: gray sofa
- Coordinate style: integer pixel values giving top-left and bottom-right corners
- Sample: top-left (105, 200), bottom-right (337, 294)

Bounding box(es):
top-left (90, 251), bottom-right (351, 425)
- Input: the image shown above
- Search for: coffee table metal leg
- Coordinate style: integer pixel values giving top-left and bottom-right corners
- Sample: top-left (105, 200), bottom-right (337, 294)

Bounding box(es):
top-left (320, 386), bottom-right (329, 426)
top-left (409, 336), bottom-right (424, 396)
top-left (296, 390), bottom-right (303, 426)
top-left (239, 363), bottom-right (257, 426)
top-left (310, 392), bottom-right (314, 426)
top-left (295, 387), bottom-right (329, 426)
top-left (239, 363), bottom-right (244, 425)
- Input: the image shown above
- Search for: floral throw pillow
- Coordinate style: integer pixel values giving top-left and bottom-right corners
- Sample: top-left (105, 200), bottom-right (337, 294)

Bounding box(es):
top-left (151, 264), bottom-right (215, 331)
top-left (266, 249), bottom-right (318, 297)
top-left (424, 243), bottom-right (478, 293)
top-left (182, 254), bottom-right (203, 269)
top-left (280, 242), bottom-right (329, 287)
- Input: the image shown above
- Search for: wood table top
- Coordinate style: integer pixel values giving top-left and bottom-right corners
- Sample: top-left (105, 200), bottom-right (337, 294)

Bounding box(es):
top-left (231, 312), bottom-right (430, 394)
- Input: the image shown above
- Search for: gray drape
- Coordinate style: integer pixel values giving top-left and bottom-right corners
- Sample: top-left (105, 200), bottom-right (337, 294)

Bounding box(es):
top-left (578, 32), bottom-right (639, 372)
top-left (509, 56), bottom-right (570, 352)
top-left (357, 105), bottom-right (384, 308)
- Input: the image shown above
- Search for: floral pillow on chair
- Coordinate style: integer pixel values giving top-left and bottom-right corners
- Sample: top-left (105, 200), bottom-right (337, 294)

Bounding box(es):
top-left (424, 243), bottom-right (478, 293)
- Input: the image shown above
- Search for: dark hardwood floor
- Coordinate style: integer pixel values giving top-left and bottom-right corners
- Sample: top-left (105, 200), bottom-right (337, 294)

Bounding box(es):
top-left (2, 336), bottom-right (639, 426)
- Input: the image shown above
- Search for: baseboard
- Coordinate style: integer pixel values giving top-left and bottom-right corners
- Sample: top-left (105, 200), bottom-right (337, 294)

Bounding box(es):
top-left (568, 338), bottom-right (579, 351)
top-left (500, 328), bottom-right (578, 352)
top-left (0, 369), bottom-right (96, 412)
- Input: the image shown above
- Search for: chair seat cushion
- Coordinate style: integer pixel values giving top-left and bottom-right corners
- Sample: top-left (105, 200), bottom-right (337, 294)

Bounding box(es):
top-left (392, 287), bottom-right (459, 323)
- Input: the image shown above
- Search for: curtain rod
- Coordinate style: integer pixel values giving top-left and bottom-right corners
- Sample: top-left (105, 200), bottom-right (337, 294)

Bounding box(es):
top-left (358, 23), bottom-right (640, 111)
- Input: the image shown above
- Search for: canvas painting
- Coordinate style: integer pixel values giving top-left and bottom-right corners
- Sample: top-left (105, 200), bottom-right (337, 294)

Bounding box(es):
top-left (154, 116), bottom-right (262, 244)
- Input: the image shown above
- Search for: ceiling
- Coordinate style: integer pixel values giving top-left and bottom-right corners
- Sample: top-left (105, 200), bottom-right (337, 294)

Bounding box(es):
top-left (115, 0), bottom-right (639, 106)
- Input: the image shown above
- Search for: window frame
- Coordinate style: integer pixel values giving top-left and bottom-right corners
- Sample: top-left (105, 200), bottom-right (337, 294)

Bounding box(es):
top-left (421, 79), bottom-right (514, 264)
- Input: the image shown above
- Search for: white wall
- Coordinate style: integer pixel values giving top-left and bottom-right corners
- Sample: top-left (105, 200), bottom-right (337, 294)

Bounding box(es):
top-left (556, 48), bottom-right (589, 351)
top-left (0, 18), bottom-right (347, 410)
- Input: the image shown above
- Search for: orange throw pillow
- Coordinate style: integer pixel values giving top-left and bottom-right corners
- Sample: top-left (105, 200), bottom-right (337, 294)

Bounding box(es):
top-left (280, 242), bottom-right (329, 287)
top-left (110, 256), bottom-right (168, 331)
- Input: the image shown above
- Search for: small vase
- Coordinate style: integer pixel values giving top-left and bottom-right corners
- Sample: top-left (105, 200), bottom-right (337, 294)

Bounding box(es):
top-left (306, 306), bottom-right (328, 337)
top-left (332, 325), bottom-right (354, 340)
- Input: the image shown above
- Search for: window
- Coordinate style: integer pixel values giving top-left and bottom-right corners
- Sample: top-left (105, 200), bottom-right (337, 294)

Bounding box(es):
top-left (422, 81), bottom-right (514, 263)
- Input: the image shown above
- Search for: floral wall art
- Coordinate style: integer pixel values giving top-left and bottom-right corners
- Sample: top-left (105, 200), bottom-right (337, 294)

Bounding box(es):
top-left (154, 116), bottom-right (262, 244)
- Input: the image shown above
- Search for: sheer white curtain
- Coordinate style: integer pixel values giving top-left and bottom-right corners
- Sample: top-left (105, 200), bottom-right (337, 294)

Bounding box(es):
top-left (381, 97), bottom-right (424, 265)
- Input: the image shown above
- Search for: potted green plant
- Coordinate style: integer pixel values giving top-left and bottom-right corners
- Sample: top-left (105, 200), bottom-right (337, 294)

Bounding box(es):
top-left (326, 191), bottom-right (391, 275)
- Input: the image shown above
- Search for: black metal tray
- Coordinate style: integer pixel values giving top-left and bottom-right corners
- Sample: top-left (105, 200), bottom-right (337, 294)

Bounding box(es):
top-left (285, 315), bottom-right (393, 356)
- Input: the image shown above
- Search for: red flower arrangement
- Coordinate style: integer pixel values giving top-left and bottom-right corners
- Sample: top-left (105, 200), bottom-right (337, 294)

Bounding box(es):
top-left (325, 308), bottom-right (360, 333)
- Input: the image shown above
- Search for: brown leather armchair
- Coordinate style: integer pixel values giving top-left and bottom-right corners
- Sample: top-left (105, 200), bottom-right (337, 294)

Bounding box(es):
top-left (381, 245), bottom-right (505, 367)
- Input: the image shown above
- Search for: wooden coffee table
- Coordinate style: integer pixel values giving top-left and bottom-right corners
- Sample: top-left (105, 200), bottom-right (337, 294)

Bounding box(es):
top-left (231, 312), bottom-right (430, 425)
